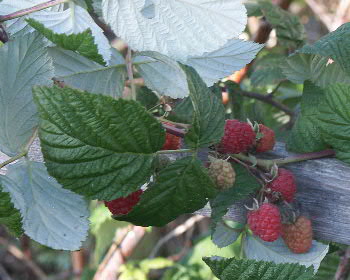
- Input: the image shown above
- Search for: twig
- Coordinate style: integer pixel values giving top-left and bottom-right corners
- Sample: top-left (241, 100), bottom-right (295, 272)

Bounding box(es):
top-left (237, 89), bottom-right (295, 117)
top-left (162, 123), bottom-right (186, 138)
top-left (71, 250), bottom-right (85, 280)
top-left (148, 215), bottom-right (205, 259)
top-left (93, 226), bottom-right (146, 280)
top-left (304, 0), bottom-right (333, 31)
top-left (0, 237), bottom-right (47, 280)
top-left (335, 246), bottom-right (350, 280)
top-left (126, 47), bottom-right (136, 100)
top-left (0, 0), bottom-right (69, 22)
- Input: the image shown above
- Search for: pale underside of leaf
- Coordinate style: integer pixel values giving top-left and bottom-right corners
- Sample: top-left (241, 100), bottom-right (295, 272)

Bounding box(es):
top-left (102, 0), bottom-right (247, 60)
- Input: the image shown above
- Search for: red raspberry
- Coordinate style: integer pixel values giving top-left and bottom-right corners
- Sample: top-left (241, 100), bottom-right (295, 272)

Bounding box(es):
top-left (267, 169), bottom-right (297, 203)
top-left (282, 216), bottom-right (313, 254)
top-left (256, 124), bottom-right (275, 153)
top-left (161, 123), bottom-right (181, 150)
top-left (104, 190), bottom-right (143, 215)
top-left (219, 119), bottom-right (256, 154)
top-left (247, 203), bottom-right (282, 242)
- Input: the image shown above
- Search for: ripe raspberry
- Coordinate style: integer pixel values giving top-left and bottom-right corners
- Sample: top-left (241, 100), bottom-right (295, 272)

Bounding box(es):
top-left (247, 203), bottom-right (282, 242)
top-left (267, 169), bottom-right (297, 203)
top-left (161, 123), bottom-right (181, 150)
top-left (282, 216), bottom-right (313, 254)
top-left (256, 124), bottom-right (275, 153)
top-left (208, 159), bottom-right (236, 190)
top-left (219, 119), bottom-right (256, 154)
top-left (104, 190), bottom-right (143, 215)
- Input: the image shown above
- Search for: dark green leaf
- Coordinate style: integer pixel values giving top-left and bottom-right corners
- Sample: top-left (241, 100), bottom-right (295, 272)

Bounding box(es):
top-left (182, 65), bottom-right (225, 149)
top-left (203, 257), bottom-right (315, 280)
top-left (168, 97), bottom-right (194, 124)
top-left (136, 86), bottom-right (159, 110)
top-left (0, 181), bottom-right (23, 237)
top-left (287, 81), bottom-right (328, 153)
top-left (115, 157), bottom-right (217, 226)
top-left (33, 86), bottom-right (165, 200)
top-left (27, 18), bottom-right (105, 65)
top-left (318, 83), bottom-right (350, 164)
top-left (210, 163), bottom-right (260, 225)
top-left (260, 1), bottom-right (305, 48)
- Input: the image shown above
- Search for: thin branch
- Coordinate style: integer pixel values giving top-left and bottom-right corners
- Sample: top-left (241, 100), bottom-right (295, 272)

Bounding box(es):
top-left (0, 237), bottom-right (47, 280)
top-left (335, 246), bottom-right (350, 280)
top-left (237, 89), bottom-right (295, 117)
top-left (126, 47), bottom-right (136, 100)
top-left (148, 215), bottom-right (205, 259)
top-left (0, 0), bottom-right (69, 22)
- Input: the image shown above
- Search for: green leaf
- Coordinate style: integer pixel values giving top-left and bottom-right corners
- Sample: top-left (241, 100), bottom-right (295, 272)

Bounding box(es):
top-left (168, 97), bottom-right (194, 124)
top-left (251, 54), bottom-right (286, 87)
top-left (27, 18), bottom-right (106, 65)
top-left (245, 1), bottom-right (263, 17)
top-left (136, 86), bottom-right (159, 110)
top-left (0, 32), bottom-right (53, 156)
top-left (287, 81), bottom-right (328, 153)
top-left (203, 257), bottom-right (315, 280)
top-left (296, 23), bottom-right (350, 76)
top-left (48, 47), bottom-right (126, 98)
top-left (114, 157), bottom-right (217, 226)
top-left (314, 253), bottom-right (342, 280)
top-left (318, 83), bottom-right (350, 164)
top-left (211, 221), bottom-right (241, 249)
top-left (0, 181), bottom-right (23, 237)
top-left (244, 234), bottom-right (329, 271)
top-left (1, 160), bottom-right (89, 250)
top-left (33, 86), bottom-right (165, 200)
top-left (182, 65), bottom-right (225, 149)
top-left (259, 1), bottom-right (305, 48)
top-left (210, 163), bottom-right (260, 226)
top-left (282, 54), bottom-right (350, 88)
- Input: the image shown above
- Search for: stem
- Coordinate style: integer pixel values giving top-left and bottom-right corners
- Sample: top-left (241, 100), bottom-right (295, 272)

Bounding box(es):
top-left (0, 128), bottom-right (38, 170)
top-left (156, 149), bottom-right (194, 155)
top-left (232, 149), bottom-right (336, 171)
top-left (158, 117), bottom-right (191, 130)
top-left (0, 0), bottom-right (69, 22)
top-left (162, 123), bottom-right (186, 138)
top-left (126, 47), bottom-right (136, 100)
top-left (335, 246), bottom-right (350, 280)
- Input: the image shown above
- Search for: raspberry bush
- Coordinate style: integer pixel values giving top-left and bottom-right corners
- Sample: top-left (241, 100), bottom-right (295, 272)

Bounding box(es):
top-left (0, 0), bottom-right (349, 279)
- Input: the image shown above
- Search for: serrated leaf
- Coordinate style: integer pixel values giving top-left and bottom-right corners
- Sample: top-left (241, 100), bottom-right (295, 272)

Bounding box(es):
top-left (260, 1), bottom-right (305, 48)
top-left (186, 39), bottom-right (263, 86)
top-left (282, 54), bottom-right (350, 88)
top-left (210, 163), bottom-right (260, 226)
top-left (33, 86), bottom-right (165, 200)
top-left (133, 51), bottom-right (189, 98)
top-left (295, 23), bottom-right (350, 76)
top-left (1, 160), bottom-right (89, 250)
top-left (0, 1), bottom-right (111, 63)
top-left (0, 181), bottom-right (23, 237)
top-left (48, 47), bottom-right (126, 98)
top-left (102, 0), bottom-right (247, 60)
top-left (182, 65), bottom-right (225, 149)
top-left (287, 81), bottom-right (328, 153)
top-left (28, 18), bottom-right (106, 65)
top-left (244, 234), bottom-right (329, 271)
top-left (114, 157), bottom-right (217, 227)
top-left (203, 257), bottom-right (315, 280)
top-left (136, 86), bottom-right (159, 110)
top-left (318, 83), bottom-right (350, 164)
top-left (211, 221), bottom-right (241, 249)
top-left (0, 32), bottom-right (53, 156)
top-left (250, 54), bottom-right (286, 87)
top-left (168, 97), bottom-right (194, 124)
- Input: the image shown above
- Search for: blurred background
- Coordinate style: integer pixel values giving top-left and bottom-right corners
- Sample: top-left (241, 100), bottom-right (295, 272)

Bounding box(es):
top-left (1, 0), bottom-right (350, 279)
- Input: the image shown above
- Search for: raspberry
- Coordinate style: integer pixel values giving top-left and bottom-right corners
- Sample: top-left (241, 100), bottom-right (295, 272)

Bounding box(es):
top-left (161, 123), bottom-right (181, 150)
top-left (282, 216), bottom-right (313, 254)
top-left (247, 203), bottom-right (282, 242)
top-left (104, 190), bottom-right (143, 215)
top-left (208, 159), bottom-right (236, 190)
top-left (256, 124), bottom-right (275, 153)
top-left (267, 169), bottom-right (297, 203)
top-left (219, 119), bottom-right (256, 154)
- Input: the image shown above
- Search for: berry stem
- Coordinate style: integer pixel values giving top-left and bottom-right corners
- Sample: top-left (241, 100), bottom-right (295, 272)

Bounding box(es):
top-left (158, 117), bottom-right (191, 130)
top-left (156, 149), bottom-right (194, 155)
top-left (0, 0), bottom-right (69, 22)
top-left (232, 149), bottom-right (336, 171)
top-left (162, 123), bottom-right (186, 138)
